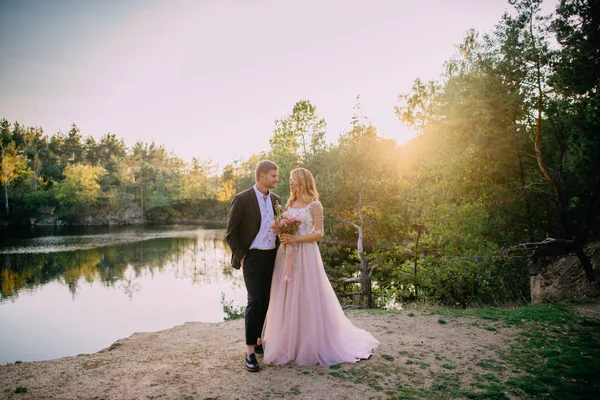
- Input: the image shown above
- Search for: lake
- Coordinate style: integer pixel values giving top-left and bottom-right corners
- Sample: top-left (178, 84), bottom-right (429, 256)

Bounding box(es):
top-left (0, 224), bottom-right (245, 365)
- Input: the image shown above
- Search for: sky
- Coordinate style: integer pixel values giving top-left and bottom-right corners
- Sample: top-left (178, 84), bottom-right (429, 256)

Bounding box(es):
top-left (0, 0), bottom-right (560, 168)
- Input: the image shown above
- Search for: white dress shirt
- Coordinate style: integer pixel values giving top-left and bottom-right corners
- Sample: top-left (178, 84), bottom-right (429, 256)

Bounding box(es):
top-left (249, 185), bottom-right (277, 250)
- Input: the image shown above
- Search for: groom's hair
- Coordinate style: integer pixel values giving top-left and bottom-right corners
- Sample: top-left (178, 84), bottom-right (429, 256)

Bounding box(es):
top-left (255, 160), bottom-right (278, 181)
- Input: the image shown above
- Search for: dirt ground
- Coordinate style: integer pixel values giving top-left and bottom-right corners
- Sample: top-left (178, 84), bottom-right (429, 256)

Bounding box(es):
top-left (0, 308), bottom-right (529, 400)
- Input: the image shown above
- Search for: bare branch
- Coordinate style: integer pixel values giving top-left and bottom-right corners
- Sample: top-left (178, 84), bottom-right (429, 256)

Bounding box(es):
top-left (328, 275), bottom-right (361, 284)
top-left (518, 182), bottom-right (549, 197)
top-left (357, 191), bottom-right (364, 225)
top-left (337, 213), bottom-right (360, 229)
top-left (367, 264), bottom-right (377, 279)
top-left (502, 238), bottom-right (574, 258)
top-left (338, 291), bottom-right (364, 297)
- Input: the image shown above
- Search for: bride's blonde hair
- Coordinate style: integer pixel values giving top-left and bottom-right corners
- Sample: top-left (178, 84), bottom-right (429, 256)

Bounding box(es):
top-left (286, 167), bottom-right (319, 208)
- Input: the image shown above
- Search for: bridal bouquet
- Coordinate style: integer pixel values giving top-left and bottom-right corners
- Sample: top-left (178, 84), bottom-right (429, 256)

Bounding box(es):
top-left (270, 210), bottom-right (302, 236)
top-left (270, 204), bottom-right (302, 281)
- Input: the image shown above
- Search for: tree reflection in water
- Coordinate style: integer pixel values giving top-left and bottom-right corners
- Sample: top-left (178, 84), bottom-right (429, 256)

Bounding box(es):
top-left (0, 228), bottom-right (238, 302)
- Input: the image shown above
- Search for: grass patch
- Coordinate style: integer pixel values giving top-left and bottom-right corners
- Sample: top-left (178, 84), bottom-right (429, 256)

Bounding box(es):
top-left (15, 387), bottom-right (27, 393)
top-left (325, 302), bottom-right (600, 399)
top-left (444, 302), bottom-right (600, 398)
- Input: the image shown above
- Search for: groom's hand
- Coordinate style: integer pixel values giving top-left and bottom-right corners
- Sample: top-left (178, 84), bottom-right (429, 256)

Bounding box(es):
top-left (240, 256), bottom-right (245, 267)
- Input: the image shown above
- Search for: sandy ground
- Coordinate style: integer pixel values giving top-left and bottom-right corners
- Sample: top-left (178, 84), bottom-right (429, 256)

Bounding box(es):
top-left (0, 309), bottom-right (528, 400)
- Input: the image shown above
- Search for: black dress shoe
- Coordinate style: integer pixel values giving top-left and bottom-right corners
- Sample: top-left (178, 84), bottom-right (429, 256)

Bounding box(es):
top-left (254, 344), bottom-right (263, 354)
top-left (246, 353), bottom-right (260, 372)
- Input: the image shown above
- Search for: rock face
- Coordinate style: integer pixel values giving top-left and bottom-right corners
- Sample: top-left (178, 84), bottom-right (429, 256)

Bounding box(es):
top-left (16, 199), bottom-right (228, 226)
top-left (531, 243), bottom-right (599, 303)
top-left (81, 205), bottom-right (144, 226)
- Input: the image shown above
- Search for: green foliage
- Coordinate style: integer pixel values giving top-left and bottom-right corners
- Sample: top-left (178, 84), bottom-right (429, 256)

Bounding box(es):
top-left (1, 141), bottom-right (31, 217)
top-left (55, 164), bottom-right (105, 206)
top-left (0, 121), bottom-right (232, 224)
top-left (220, 293), bottom-right (245, 321)
top-left (267, 99), bottom-right (328, 199)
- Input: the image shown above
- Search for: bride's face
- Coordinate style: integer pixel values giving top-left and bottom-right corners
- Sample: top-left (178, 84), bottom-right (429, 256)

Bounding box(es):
top-left (289, 177), bottom-right (299, 196)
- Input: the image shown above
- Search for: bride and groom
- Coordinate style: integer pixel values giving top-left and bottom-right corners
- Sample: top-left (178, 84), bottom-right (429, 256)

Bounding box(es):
top-left (225, 160), bottom-right (379, 372)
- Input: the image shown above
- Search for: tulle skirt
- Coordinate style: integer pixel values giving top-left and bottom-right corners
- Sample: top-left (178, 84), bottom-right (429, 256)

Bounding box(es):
top-left (262, 242), bottom-right (379, 366)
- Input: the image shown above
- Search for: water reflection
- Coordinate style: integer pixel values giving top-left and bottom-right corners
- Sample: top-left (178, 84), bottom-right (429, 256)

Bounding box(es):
top-left (0, 227), bottom-right (238, 301)
top-left (0, 226), bottom-right (245, 364)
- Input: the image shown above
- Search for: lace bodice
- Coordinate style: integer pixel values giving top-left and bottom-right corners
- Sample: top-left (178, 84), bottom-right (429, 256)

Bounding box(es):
top-left (285, 201), bottom-right (324, 236)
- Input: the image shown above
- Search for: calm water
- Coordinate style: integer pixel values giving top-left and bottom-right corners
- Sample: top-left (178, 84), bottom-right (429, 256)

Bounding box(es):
top-left (0, 224), bottom-right (245, 364)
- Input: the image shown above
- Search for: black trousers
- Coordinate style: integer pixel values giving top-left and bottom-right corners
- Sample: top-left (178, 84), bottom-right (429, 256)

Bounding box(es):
top-left (242, 248), bottom-right (277, 345)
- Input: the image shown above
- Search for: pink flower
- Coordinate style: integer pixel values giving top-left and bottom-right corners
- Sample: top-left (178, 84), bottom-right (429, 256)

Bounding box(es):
top-left (271, 213), bottom-right (302, 236)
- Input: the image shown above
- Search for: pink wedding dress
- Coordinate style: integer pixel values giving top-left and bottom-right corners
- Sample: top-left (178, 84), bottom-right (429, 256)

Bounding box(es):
top-left (262, 201), bottom-right (379, 366)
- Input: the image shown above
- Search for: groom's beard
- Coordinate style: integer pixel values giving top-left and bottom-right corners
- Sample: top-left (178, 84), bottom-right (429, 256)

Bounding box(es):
top-left (267, 180), bottom-right (278, 189)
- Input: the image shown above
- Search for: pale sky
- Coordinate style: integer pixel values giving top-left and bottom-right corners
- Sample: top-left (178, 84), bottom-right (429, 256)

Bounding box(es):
top-left (0, 0), bottom-right (559, 168)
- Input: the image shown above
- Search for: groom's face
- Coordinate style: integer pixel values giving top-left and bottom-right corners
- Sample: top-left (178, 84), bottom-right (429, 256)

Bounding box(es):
top-left (261, 169), bottom-right (279, 189)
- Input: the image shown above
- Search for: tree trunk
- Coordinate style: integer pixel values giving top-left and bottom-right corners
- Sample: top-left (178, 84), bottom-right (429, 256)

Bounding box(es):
top-left (530, 8), bottom-right (571, 239)
top-left (413, 225), bottom-right (422, 302)
top-left (140, 185), bottom-right (144, 225)
top-left (527, 8), bottom-right (594, 284)
top-left (355, 192), bottom-right (372, 308)
top-left (356, 223), bottom-right (372, 308)
top-left (33, 154), bottom-right (41, 191)
top-left (338, 189), bottom-right (374, 308)
top-left (4, 185), bottom-right (8, 218)
top-left (574, 247), bottom-right (595, 284)
top-left (517, 150), bottom-right (535, 242)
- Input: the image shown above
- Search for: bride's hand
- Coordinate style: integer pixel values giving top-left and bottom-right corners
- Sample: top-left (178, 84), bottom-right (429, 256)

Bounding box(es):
top-left (280, 234), bottom-right (299, 244)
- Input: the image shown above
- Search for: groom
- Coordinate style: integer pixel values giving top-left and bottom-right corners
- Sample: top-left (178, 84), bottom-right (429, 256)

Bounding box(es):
top-left (225, 160), bottom-right (280, 372)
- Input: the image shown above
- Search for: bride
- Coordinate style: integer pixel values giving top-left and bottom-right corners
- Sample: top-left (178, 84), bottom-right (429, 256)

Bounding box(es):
top-left (262, 167), bottom-right (379, 366)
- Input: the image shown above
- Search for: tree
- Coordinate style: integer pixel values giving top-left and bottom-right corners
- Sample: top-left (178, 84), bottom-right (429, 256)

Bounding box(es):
top-left (181, 158), bottom-right (209, 208)
top-left (269, 100), bottom-right (328, 199)
top-left (63, 124), bottom-right (84, 164)
top-left (218, 162), bottom-right (239, 202)
top-left (55, 164), bottom-right (105, 218)
top-left (271, 100), bottom-right (327, 162)
top-left (502, 0), bottom-right (599, 284)
top-left (0, 118), bottom-right (11, 148)
top-left (319, 109), bottom-right (401, 308)
top-left (548, 0), bottom-right (600, 284)
top-left (1, 142), bottom-right (30, 218)
top-left (395, 79), bottom-right (441, 133)
top-left (96, 133), bottom-right (127, 188)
